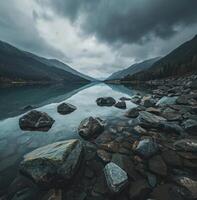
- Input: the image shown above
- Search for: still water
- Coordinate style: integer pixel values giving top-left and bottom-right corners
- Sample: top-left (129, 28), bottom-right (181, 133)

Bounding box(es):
top-left (0, 83), bottom-right (145, 192)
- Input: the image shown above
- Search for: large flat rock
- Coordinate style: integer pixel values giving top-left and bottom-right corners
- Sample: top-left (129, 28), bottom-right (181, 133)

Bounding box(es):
top-left (20, 139), bottom-right (83, 187)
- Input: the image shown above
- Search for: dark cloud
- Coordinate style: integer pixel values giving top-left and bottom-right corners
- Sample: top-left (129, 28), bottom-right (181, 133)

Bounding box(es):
top-left (0, 0), bottom-right (64, 59)
top-left (46, 0), bottom-right (197, 44)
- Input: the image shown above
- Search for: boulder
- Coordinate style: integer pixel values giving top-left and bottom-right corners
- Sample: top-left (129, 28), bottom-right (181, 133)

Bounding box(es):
top-left (19, 110), bottom-right (55, 131)
top-left (156, 96), bottom-right (177, 107)
top-left (78, 117), bottom-right (104, 139)
top-left (57, 103), bottom-right (76, 115)
top-left (148, 155), bottom-right (167, 176)
top-left (124, 107), bottom-right (140, 118)
top-left (134, 138), bottom-right (159, 159)
top-left (136, 111), bottom-right (166, 128)
top-left (141, 96), bottom-right (156, 107)
top-left (96, 97), bottom-right (116, 106)
top-left (130, 95), bottom-right (142, 104)
top-left (174, 139), bottom-right (197, 152)
top-left (182, 119), bottom-right (197, 135)
top-left (20, 139), bottom-right (82, 187)
top-left (104, 162), bottom-right (128, 193)
top-left (97, 149), bottom-right (112, 163)
top-left (114, 101), bottom-right (126, 109)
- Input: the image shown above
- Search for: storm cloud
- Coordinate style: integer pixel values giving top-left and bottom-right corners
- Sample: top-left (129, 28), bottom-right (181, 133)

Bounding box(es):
top-left (45, 0), bottom-right (197, 44)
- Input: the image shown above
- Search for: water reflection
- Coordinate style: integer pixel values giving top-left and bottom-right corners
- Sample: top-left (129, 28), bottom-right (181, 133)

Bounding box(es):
top-left (0, 83), bottom-right (145, 192)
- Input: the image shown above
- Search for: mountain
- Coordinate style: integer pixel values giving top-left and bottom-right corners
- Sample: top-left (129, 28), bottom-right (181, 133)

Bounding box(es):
top-left (122, 35), bottom-right (197, 82)
top-left (0, 40), bottom-right (92, 84)
top-left (106, 57), bottom-right (161, 81)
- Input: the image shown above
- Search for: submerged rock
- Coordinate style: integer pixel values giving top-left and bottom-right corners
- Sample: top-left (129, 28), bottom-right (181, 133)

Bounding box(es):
top-left (137, 111), bottom-right (166, 128)
top-left (104, 162), bottom-right (128, 193)
top-left (57, 103), bottom-right (77, 115)
top-left (20, 139), bottom-right (83, 187)
top-left (114, 101), bottom-right (126, 109)
top-left (78, 117), bottom-right (104, 139)
top-left (96, 97), bottom-right (116, 106)
top-left (134, 138), bottom-right (159, 159)
top-left (19, 110), bottom-right (55, 131)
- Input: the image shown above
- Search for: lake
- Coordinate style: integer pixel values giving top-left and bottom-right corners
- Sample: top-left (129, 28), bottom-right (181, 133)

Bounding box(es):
top-left (0, 82), bottom-right (147, 194)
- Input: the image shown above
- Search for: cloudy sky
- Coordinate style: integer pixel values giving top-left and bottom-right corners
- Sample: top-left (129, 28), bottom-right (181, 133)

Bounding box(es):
top-left (0, 0), bottom-right (197, 79)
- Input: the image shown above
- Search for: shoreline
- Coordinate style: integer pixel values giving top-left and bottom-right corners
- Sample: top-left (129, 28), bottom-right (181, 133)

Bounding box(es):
top-left (1, 74), bottom-right (197, 200)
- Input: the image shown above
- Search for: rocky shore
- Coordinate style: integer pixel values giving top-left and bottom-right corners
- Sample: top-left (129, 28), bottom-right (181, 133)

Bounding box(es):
top-left (1, 74), bottom-right (197, 200)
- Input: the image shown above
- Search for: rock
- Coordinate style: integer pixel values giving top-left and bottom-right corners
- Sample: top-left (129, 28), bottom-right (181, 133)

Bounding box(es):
top-left (19, 110), bottom-right (55, 131)
top-left (141, 96), bottom-right (156, 107)
top-left (20, 139), bottom-right (83, 187)
top-left (57, 103), bottom-right (76, 115)
top-left (182, 119), bottom-right (197, 135)
top-left (114, 101), bottom-right (126, 109)
top-left (97, 149), bottom-right (112, 163)
top-left (151, 183), bottom-right (192, 200)
top-left (161, 108), bottom-right (182, 121)
top-left (42, 189), bottom-right (62, 200)
top-left (103, 162), bottom-right (128, 193)
top-left (146, 107), bottom-right (161, 115)
top-left (176, 95), bottom-right (191, 105)
top-left (147, 172), bottom-right (157, 188)
top-left (124, 107), bottom-right (139, 118)
top-left (129, 179), bottom-right (151, 200)
top-left (99, 141), bottom-right (119, 153)
top-left (96, 97), bottom-right (116, 106)
top-left (130, 95), bottom-right (142, 104)
top-left (161, 150), bottom-right (182, 167)
top-left (149, 155), bottom-right (167, 176)
top-left (22, 105), bottom-right (35, 111)
top-left (133, 125), bottom-right (147, 135)
top-left (78, 117), bottom-right (104, 139)
top-left (190, 80), bottom-right (197, 89)
top-left (174, 139), bottom-right (197, 152)
top-left (174, 176), bottom-right (197, 198)
top-left (156, 96), bottom-right (177, 107)
top-left (159, 122), bottom-right (185, 135)
top-left (136, 111), bottom-right (166, 128)
top-left (119, 97), bottom-right (131, 101)
top-left (134, 138), bottom-right (159, 159)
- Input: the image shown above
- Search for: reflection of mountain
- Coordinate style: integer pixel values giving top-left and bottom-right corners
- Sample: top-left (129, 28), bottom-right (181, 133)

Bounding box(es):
top-left (0, 83), bottom-right (92, 120)
top-left (0, 40), bottom-right (93, 84)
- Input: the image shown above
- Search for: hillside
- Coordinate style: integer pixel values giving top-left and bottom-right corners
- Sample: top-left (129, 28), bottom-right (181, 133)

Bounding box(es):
top-left (106, 57), bottom-right (160, 81)
top-left (122, 35), bottom-right (197, 82)
top-left (0, 41), bottom-right (91, 84)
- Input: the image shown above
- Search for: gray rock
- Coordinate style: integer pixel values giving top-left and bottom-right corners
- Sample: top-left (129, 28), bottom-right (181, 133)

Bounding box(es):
top-left (134, 138), bottom-right (159, 159)
top-left (119, 97), bottom-right (131, 101)
top-left (137, 111), bottom-right (166, 128)
top-left (141, 96), bottom-right (156, 107)
top-left (124, 107), bottom-right (140, 118)
top-left (19, 110), bottom-right (55, 131)
top-left (96, 97), bottom-right (116, 106)
top-left (57, 103), bottom-right (77, 115)
top-left (182, 119), bottom-right (197, 135)
top-left (104, 162), bottom-right (128, 193)
top-left (156, 96), bottom-right (178, 107)
top-left (114, 101), bottom-right (126, 109)
top-left (20, 139), bottom-right (83, 187)
top-left (174, 139), bottom-right (197, 152)
top-left (78, 117), bottom-right (104, 139)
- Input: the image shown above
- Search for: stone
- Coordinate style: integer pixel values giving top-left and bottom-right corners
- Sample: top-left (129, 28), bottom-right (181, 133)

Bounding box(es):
top-left (146, 107), bottom-right (161, 115)
top-left (22, 105), bottom-right (35, 111)
top-left (174, 176), bottom-right (197, 198)
top-left (133, 125), bottom-right (147, 135)
top-left (42, 189), bottom-right (62, 200)
top-left (130, 95), bottom-right (142, 104)
top-left (182, 119), bottom-right (197, 135)
top-left (129, 179), bottom-right (151, 200)
top-left (104, 162), bottom-right (128, 193)
top-left (57, 103), bottom-right (76, 115)
top-left (161, 150), bottom-right (182, 167)
top-left (119, 97), bottom-right (131, 101)
top-left (96, 97), bottom-right (116, 106)
top-left (20, 139), bottom-right (83, 187)
top-left (114, 101), bottom-right (126, 109)
top-left (156, 96), bottom-right (178, 107)
top-left (134, 138), bottom-right (159, 159)
top-left (99, 141), bottom-right (119, 153)
top-left (124, 107), bottom-right (139, 118)
top-left (78, 117), bottom-right (104, 139)
top-left (149, 155), bottom-right (167, 176)
top-left (147, 172), bottom-right (157, 188)
top-left (159, 122), bottom-right (185, 135)
top-left (19, 110), bottom-right (55, 131)
top-left (151, 184), bottom-right (192, 200)
top-left (141, 96), bottom-right (156, 107)
top-left (137, 111), bottom-right (166, 128)
top-left (176, 95), bottom-right (190, 105)
top-left (174, 139), bottom-right (197, 152)
top-left (97, 149), bottom-right (112, 163)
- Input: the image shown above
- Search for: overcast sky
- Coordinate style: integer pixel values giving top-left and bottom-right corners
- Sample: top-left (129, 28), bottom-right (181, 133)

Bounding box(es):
top-left (0, 0), bottom-right (197, 79)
